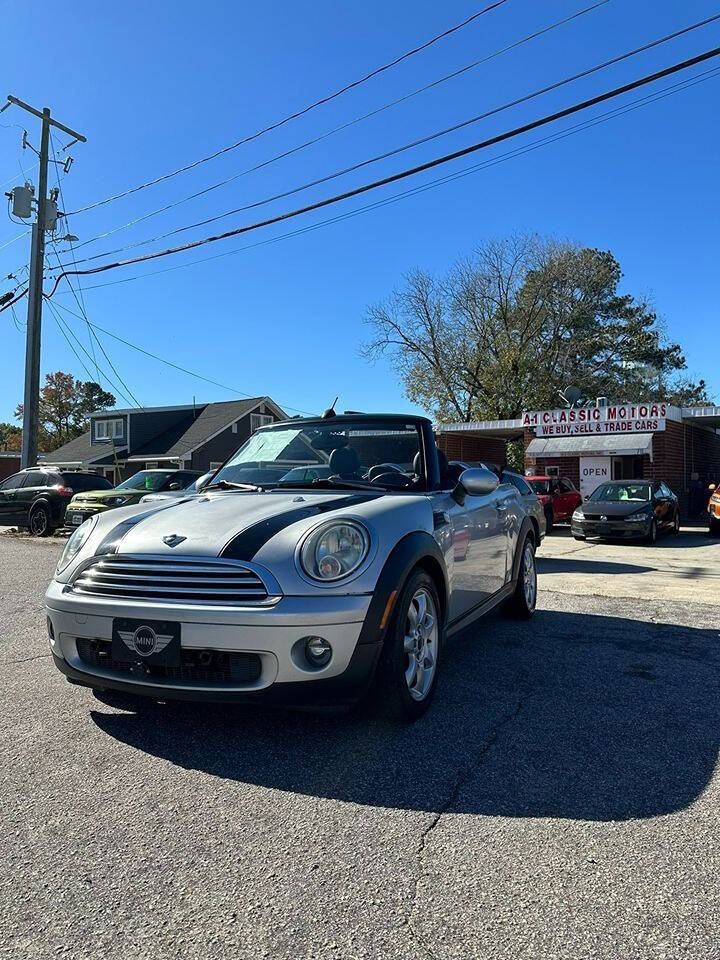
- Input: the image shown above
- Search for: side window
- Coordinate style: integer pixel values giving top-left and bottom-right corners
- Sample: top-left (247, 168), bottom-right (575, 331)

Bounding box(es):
top-left (514, 475), bottom-right (534, 496)
top-left (502, 473), bottom-right (532, 496)
top-left (175, 473), bottom-right (198, 488)
top-left (558, 479), bottom-right (574, 493)
top-left (0, 473), bottom-right (23, 491)
top-left (660, 482), bottom-right (673, 498)
top-left (21, 471), bottom-right (48, 488)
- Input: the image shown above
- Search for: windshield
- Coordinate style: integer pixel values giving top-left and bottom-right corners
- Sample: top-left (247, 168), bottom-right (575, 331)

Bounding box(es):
top-left (212, 419), bottom-right (425, 490)
top-left (589, 483), bottom-right (652, 502)
top-left (529, 479), bottom-right (551, 495)
top-left (116, 471), bottom-right (172, 492)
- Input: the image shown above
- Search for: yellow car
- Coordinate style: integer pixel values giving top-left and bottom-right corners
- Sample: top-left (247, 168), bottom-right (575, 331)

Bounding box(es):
top-left (708, 483), bottom-right (720, 537)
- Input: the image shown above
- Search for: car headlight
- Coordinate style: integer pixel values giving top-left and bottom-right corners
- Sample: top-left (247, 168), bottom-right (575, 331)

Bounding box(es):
top-left (626, 511), bottom-right (651, 522)
top-left (105, 496), bottom-right (131, 507)
top-left (300, 520), bottom-right (370, 581)
top-left (572, 509), bottom-right (584, 521)
top-left (56, 516), bottom-right (98, 574)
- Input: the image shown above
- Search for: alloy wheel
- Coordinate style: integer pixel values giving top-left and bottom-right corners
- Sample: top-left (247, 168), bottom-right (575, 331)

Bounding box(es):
top-left (403, 588), bottom-right (438, 702)
top-left (30, 508), bottom-right (49, 536)
top-left (523, 541), bottom-right (537, 611)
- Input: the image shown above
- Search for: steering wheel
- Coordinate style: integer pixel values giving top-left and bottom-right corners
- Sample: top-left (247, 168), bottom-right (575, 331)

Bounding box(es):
top-left (367, 463), bottom-right (402, 482)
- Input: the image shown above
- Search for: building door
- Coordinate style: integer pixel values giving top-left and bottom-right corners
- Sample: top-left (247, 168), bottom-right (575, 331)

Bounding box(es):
top-left (579, 457), bottom-right (611, 499)
top-left (612, 456), bottom-right (645, 480)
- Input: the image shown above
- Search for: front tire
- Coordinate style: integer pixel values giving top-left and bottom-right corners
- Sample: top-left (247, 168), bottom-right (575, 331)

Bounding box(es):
top-left (29, 504), bottom-right (52, 537)
top-left (671, 510), bottom-right (680, 534)
top-left (645, 519), bottom-right (658, 545)
top-left (375, 569), bottom-right (443, 721)
top-left (506, 535), bottom-right (537, 619)
top-left (709, 517), bottom-right (720, 538)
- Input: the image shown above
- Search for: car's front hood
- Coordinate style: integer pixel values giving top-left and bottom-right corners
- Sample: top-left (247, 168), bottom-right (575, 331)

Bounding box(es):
top-left (582, 500), bottom-right (650, 518)
top-left (106, 490), bottom-right (380, 558)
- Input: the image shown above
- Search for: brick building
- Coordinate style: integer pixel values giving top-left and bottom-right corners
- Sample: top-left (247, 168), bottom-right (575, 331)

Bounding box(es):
top-left (437, 402), bottom-right (720, 517)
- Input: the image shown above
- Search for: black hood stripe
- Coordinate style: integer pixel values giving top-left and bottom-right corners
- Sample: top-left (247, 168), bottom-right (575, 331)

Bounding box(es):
top-left (94, 500), bottom-right (187, 555)
top-left (221, 494), bottom-right (380, 561)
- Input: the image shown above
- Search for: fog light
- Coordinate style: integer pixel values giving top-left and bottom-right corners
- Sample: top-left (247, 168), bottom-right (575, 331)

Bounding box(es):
top-left (304, 636), bottom-right (332, 668)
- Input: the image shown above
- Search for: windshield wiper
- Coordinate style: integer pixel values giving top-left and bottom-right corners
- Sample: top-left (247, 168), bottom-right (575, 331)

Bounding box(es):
top-left (206, 480), bottom-right (262, 491)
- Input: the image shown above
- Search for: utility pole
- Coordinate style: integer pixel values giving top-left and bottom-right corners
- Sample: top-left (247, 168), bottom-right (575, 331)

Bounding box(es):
top-left (1, 95), bottom-right (86, 468)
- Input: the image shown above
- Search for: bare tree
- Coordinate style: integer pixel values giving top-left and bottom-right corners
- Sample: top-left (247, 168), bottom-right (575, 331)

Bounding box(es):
top-left (363, 234), bottom-right (703, 422)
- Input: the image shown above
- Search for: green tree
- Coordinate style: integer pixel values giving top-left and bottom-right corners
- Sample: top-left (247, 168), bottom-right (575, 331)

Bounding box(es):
top-left (363, 235), bottom-right (711, 423)
top-left (15, 371), bottom-right (115, 452)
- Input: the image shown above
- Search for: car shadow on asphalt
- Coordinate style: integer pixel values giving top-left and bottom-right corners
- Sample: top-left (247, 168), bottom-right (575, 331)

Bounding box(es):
top-left (90, 608), bottom-right (720, 822)
top-left (537, 557), bottom-right (655, 575)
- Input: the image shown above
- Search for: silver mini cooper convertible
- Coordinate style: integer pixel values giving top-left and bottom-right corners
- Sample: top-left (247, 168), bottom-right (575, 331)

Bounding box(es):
top-left (46, 413), bottom-right (540, 719)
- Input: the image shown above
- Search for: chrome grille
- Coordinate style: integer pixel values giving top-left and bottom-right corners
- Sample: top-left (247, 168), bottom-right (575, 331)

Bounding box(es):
top-left (71, 555), bottom-right (273, 604)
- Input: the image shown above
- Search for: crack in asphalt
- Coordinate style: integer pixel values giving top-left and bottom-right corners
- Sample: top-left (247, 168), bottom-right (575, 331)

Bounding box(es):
top-left (0, 653), bottom-right (52, 665)
top-left (406, 681), bottom-right (528, 959)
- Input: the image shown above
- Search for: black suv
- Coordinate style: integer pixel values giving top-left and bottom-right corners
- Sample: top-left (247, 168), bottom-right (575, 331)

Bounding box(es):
top-left (0, 468), bottom-right (112, 536)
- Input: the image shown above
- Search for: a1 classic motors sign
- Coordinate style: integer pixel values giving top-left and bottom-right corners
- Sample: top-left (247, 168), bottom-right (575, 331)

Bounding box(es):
top-left (522, 403), bottom-right (667, 437)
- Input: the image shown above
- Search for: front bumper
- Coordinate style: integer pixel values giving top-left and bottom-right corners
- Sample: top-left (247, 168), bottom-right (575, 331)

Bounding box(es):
top-left (571, 517), bottom-right (651, 539)
top-left (64, 505), bottom-right (108, 526)
top-left (45, 579), bottom-right (378, 706)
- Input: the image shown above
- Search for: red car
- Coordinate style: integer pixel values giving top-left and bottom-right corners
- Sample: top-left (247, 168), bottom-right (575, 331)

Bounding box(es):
top-left (526, 475), bottom-right (582, 532)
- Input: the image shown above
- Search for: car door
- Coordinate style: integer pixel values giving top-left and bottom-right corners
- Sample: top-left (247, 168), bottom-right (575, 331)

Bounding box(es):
top-left (655, 482), bottom-right (674, 528)
top-left (445, 479), bottom-right (512, 623)
top-left (14, 470), bottom-right (48, 525)
top-left (0, 473), bottom-right (25, 524)
top-left (554, 478), bottom-right (577, 520)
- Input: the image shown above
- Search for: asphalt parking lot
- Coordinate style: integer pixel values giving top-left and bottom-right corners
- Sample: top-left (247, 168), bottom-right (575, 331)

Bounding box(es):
top-left (1, 527), bottom-right (719, 960)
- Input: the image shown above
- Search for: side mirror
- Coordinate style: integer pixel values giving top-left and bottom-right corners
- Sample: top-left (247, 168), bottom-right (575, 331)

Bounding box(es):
top-left (194, 471), bottom-right (213, 494)
top-left (453, 467), bottom-right (499, 504)
top-left (169, 482), bottom-right (182, 491)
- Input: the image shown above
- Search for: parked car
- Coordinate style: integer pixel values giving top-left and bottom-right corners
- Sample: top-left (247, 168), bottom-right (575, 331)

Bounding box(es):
top-left (571, 479), bottom-right (680, 543)
top-left (139, 471), bottom-right (213, 505)
top-left (0, 468), bottom-right (112, 536)
top-left (64, 469), bottom-right (202, 527)
top-left (708, 483), bottom-right (720, 536)
top-left (46, 413), bottom-right (540, 721)
top-left (526, 475), bottom-right (582, 531)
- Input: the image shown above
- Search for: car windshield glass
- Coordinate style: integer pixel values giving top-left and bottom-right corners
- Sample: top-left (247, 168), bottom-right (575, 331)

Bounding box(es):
top-left (212, 418), bottom-right (424, 490)
top-left (529, 479), bottom-right (551, 495)
top-left (589, 483), bottom-right (651, 502)
top-left (116, 471), bottom-right (171, 492)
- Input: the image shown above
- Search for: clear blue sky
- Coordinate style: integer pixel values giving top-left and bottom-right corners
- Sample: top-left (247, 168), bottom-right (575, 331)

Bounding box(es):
top-left (1, 0), bottom-right (719, 422)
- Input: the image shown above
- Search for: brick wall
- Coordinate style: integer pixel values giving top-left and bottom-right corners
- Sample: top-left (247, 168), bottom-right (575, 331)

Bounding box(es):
top-left (437, 433), bottom-right (507, 466)
top-left (0, 455), bottom-right (21, 481)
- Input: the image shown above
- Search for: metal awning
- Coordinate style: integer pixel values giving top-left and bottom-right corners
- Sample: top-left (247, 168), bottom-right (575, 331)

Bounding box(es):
top-left (681, 406), bottom-right (720, 429)
top-left (436, 418), bottom-right (524, 439)
top-left (526, 433), bottom-right (655, 458)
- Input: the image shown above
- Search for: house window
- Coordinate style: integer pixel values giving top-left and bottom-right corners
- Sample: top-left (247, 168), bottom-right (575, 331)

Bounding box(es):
top-left (250, 413), bottom-right (273, 433)
top-left (94, 418), bottom-right (124, 441)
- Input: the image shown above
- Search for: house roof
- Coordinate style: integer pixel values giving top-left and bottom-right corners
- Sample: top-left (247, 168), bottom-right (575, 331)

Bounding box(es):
top-left (127, 398), bottom-right (285, 460)
top-left (40, 431), bottom-right (121, 466)
top-left (39, 397), bottom-right (286, 465)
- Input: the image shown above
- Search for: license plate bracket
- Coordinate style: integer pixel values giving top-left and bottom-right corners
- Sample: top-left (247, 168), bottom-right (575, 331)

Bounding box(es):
top-left (111, 618), bottom-right (181, 666)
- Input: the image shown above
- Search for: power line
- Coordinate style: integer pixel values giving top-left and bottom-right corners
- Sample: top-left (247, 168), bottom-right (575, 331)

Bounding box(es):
top-left (63, 0), bottom-right (610, 250)
top-left (48, 296), bottom-right (315, 415)
top-left (46, 63), bottom-right (720, 301)
top-left (65, 0), bottom-right (510, 216)
top-left (58, 11), bottom-right (720, 269)
top-left (45, 297), bottom-right (140, 406)
top-left (50, 131), bottom-right (134, 401)
top-left (45, 45), bottom-right (720, 297)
